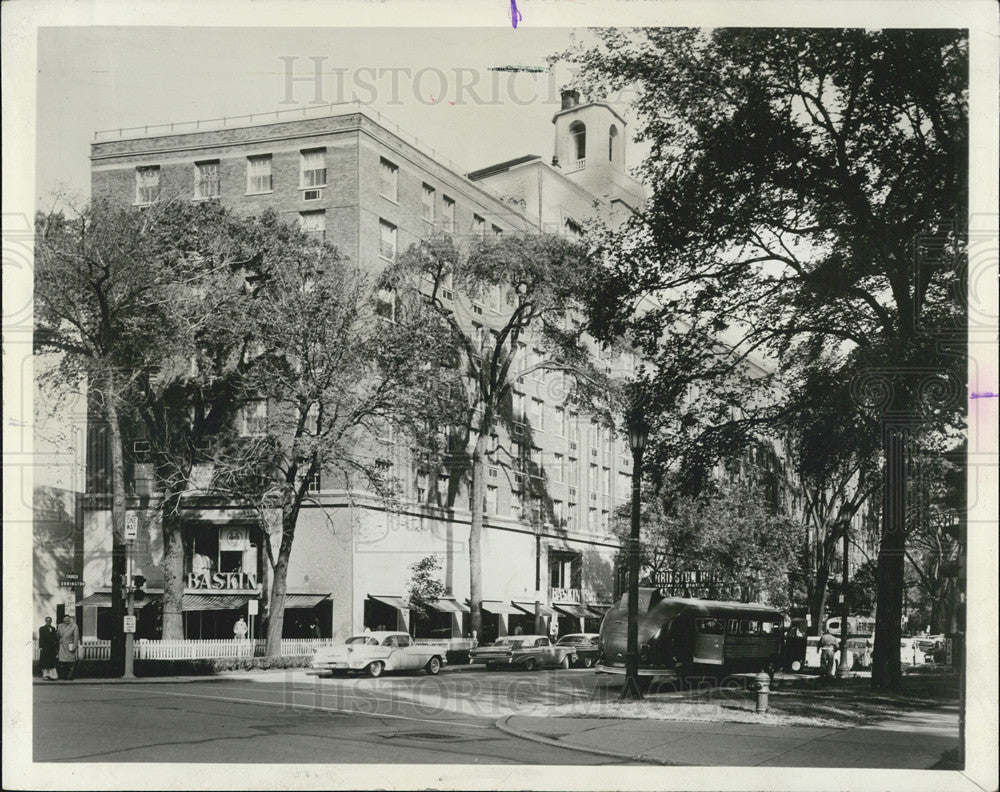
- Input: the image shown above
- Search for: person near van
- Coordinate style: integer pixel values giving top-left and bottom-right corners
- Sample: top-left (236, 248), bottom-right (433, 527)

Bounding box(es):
top-left (56, 615), bottom-right (80, 680)
top-left (819, 627), bottom-right (839, 677)
top-left (38, 617), bottom-right (59, 680)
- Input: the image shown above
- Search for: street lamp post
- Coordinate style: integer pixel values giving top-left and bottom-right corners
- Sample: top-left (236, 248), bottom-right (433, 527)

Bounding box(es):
top-left (837, 520), bottom-right (851, 679)
top-left (621, 405), bottom-right (649, 701)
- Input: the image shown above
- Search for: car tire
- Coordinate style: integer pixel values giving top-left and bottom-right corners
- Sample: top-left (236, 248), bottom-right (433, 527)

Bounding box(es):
top-left (790, 660), bottom-right (802, 673)
top-left (582, 656), bottom-right (594, 669)
top-left (426, 657), bottom-right (442, 676)
top-left (366, 661), bottom-right (384, 678)
top-left (560, 655), bottom-right (571, 670)
top-left (485, 662), bottom-right (497, 672)
top-left (523, 658), bottom-right (537, 672)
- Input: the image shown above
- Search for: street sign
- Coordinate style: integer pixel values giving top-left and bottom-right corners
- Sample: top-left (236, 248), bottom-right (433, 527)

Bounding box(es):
top-left (125, 512), bottom-right (139, 541)
top-left (59, 573), bottom-right (84, 588)
top-left (123, 615), bottom-right (137, 633)
top-left (247, 599), bottom-right (259, 616)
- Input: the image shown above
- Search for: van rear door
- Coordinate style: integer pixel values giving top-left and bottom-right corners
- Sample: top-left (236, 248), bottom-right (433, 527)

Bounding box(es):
top-left (693, 618), bottom-right (725, 664)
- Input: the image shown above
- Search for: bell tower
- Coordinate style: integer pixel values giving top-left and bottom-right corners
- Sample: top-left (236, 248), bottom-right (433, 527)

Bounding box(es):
top-left (552, 89), bottom-right (631, 199)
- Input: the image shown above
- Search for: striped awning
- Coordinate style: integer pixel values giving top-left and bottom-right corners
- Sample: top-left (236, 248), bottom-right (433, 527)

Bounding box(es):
top-left (512, 601), bottom-right (558, 618)
top-left (370, 595), bottom-right (409, 610)
top-left (585, 604), bottom-right (610, 617)
top-left (78, 592), bottom-right (153, 609)
top-left (479, 600), bottom-right (521, 616)
top-left (282, 593), bottom-right (330, 609)
top-left (427, 597), bottom-right (469, 614)
top-left (181, 593), bottom-right (254, 611)
top-left (552, 602), bottom-right (591, 619)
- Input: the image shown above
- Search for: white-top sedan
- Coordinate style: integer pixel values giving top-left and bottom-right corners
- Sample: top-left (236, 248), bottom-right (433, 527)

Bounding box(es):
top-left (309, 631), bottom-right (447, 678)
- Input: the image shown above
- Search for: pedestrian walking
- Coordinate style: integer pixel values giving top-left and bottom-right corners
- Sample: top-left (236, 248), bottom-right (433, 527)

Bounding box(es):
top-left (233, 616), bottom-right (248, 641)
top-left (819, 626), bottom-right (838, 678)
top-left (56, 615), bottom-right (80, 680)
top-left (38, 617), bottom-right (59, 680)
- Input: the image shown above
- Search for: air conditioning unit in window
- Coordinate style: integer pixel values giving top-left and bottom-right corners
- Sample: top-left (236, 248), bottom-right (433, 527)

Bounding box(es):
top-left (570, 441), bottom-right (578, 451)
top-left (303, 189), bottom-right (323, 201)
top-left (441, 288), bottom-right (454, 301)
top-left (513, 423), bottom-right (524, 437)
top-left (568, 487), bottom-right (577, 497)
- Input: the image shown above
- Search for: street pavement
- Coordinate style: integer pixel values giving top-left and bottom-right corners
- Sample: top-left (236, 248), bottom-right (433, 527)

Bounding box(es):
top-left (32, 667), bottom-right (959, 768)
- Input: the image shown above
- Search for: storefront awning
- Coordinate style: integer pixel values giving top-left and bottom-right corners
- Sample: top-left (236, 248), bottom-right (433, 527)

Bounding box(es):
top-left (512, 601), bottom-right (558, 618)
top-left (370, 595), bottom-right (409, 610)
top-left (479, 600), bottom-right (521, 616)
top-left (282, 593), bottom-right (331, 609)
top-left (78, 592), bottom-right (153, 609)
top-left (585, 604), bottom-right (610, 617)
top-left (427, 597), bottom-right (469, 614)
top-left (182, 593), bottom-right (254, 611)
top-left (552, 602), bottom-right (591, 619)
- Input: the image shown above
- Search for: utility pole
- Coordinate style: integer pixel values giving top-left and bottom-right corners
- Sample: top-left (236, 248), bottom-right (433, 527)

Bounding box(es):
top-left (837, 519), bottom-right (851, 679)
top-left (123, 510), bottom-right (138, 679)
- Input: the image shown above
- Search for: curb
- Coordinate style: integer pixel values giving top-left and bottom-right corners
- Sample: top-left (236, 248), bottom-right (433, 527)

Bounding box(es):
top-left (493, 714), bottom-right (683, 766)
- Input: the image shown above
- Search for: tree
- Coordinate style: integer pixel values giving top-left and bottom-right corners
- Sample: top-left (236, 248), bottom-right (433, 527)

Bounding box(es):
top-left (210, 216), bottom-right (459, 655)
top-left (384, 233), bottom-right (598, 639)
top-left (33, 197), bottom-right (242, 661)
top-left (564, 28), bottom-right (967, 690)
top-left (612, 479), bottom-right (799, 607)
top-left (406, 556), bottom-right (447, 625)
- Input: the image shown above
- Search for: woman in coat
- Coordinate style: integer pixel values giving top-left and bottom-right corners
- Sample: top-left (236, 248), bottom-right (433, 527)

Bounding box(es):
top-left (38, 617), bottom-right (59, 680)
top-left (56, 614), bottom-right (80, 680)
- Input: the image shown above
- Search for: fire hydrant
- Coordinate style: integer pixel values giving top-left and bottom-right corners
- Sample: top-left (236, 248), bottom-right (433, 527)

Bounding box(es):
top-left (753, 671), bottom-right (771, 713)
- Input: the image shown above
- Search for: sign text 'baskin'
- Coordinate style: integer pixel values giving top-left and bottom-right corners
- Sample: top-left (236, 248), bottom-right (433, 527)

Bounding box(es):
top-left (186, 571), bottom-right (258, 591)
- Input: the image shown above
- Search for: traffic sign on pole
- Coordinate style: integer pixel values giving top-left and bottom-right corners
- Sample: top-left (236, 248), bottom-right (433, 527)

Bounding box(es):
top-left (247, 599), bottom-right (259, 616)
top-left (125, 512), bottom-right (138, 541)
top-left (123, 615), bottom-right (137, 633)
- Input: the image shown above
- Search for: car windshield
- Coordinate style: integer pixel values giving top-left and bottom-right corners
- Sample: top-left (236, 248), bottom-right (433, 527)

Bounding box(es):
top-left (557, 635), bottom-right (584, 644)
top-left (489, 639), bottom-right (525, 649)
top-left (346, 636), bottom-right (379, 646)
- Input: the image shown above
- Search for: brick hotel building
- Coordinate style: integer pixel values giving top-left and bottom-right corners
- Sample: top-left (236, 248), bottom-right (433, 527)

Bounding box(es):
top-left (49, 90), bottom-right (649, 642)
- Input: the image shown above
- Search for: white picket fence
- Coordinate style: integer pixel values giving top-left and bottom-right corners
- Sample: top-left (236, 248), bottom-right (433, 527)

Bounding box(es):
top-left (34, 638), bottom-right (332, 661)
top-left (35, 636), bottom-right (474, 662)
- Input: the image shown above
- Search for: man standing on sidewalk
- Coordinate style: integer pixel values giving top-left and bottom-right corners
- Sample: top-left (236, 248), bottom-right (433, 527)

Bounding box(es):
top-left (56, 615), bottom-right (80, 680)
top-left (819, 627), bottom-right (839, 678)
top-left (38, 617), bottom-right (59, 680)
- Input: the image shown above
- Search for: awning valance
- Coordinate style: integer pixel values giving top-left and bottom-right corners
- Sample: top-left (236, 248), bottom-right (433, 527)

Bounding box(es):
top-left (182, 593), bottom-right (253, 611)
top-left (78, 592), bottom-right (153, 609)
top-left (552, 602), bottom-right (591, 619)
top-left (282, 593), bottom-right (331, 609)
top-left (370, 595), bottom-right (409, 610)
top-left (479, 600), bottom-right (521, 616)
top-left (512, 601), bottom-right (558, 618)
top-left (427, 597), bottom-right (469, 614)
top-left (585, 604), bottom-right (610, 618)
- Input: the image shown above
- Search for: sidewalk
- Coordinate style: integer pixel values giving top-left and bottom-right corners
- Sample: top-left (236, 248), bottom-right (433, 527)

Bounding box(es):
top-left (496, 703), bottom-right (960, 768)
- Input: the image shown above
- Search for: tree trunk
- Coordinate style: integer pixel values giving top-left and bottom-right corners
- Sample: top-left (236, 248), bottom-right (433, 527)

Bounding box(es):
top-left (160, 486), bottom-right (186, 640)
top-left (812, 560), bottom-right (830, 636)
top-left (871, 426), bottom-right (906, 691)
top-left (468, 433), bottom-right (487, 640)
top-left (103, 386), bottom-right (128, 676)
top-left (266, 506), bottom-right (295, 657)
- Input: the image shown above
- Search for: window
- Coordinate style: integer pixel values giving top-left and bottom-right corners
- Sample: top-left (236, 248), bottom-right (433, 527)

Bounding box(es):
top-left (492, 224), bottom-right (503, 237)
top-left (241, 400), bottom-right (267, 435)
top-left (556, 406), bottom-right (566, 437)
top-left (134, 166), bottom-right (160, 205)
top-left (442, 196), bottom-right (455, 233)
top-left (379, 158), bottom-right (398, 201)
top-left (195, 161), bottom-right (220, 199)
top-left (530, 398), bottom-right (544, 429)
top-left (567, 457), bottom-right (578, 485)
top-left (566, 503), bottom-right (576, 529)
top-left (486, 485), bottom-right (498, 514)
top-left (300, 211), bottom-right (326, 242)
top-left (553, 500), bottom-right (564, 526)
top-left (375, 287), bottom-right (396, 322)
top-left (552, 453), bottom-right (564, 483)
top-left (511, 489), bottom-right (522, 517)
top-left (422, 184), bottom-right (435, 223)
top-left (473, 214), bottom-right (485, 237)
top-left (300, 149), bottom-right (327, 188)
top-left (247, 155), bottom-right (272, 194)
top-left (437, 474), bottom-right (450, 505)
top-left (589, 507), bottom-right (598, 529)
top-left (379, 219), bottom-right (397, 261)
top-left (569, 121), bottom-right (586, 161)
top-left (609, 124), bottom-right (619, 162)
top-left (564, 218), bottom-right (583, 241)
top-left (305, 469), bottom-right (321, 494)
top-left (416, 469), bottom-right (429, 502)
top-left (514, 392), bottom-right (526, 423)
top-left (603, 467), bottom-right (611, 494)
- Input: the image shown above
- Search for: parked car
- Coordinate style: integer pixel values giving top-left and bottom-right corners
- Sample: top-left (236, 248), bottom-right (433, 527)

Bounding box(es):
top-left (309, 631), bottom-right (446, 678)
top-left (900, 637), bottom-right (927, 666)
top-left (469, 635), bottom-right (575, 671)
top-left (915, 635), bottom-right (944, 659)
top-left (556, 633), bottom-right (600, 668)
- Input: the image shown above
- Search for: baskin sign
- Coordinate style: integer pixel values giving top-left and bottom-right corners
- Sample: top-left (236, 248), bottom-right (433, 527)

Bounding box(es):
top-left (186, 571), bottom-right (258, 591)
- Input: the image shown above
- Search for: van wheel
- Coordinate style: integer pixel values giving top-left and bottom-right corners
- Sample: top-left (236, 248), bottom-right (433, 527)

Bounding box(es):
top-left (426, 657), bottom-right (442, 676)
top-left (560, 655), bottom-right (571, 670)
top-left (523, 658), bottom-right (537, 672)
top-left (790, 660), bottom-right (802, 673)
top-left (582, 656), bottom-right (594, 669)
top-left (366, 661), bottom-right (384, 678)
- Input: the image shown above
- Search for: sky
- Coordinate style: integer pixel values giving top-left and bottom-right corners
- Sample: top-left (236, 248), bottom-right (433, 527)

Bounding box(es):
top-left (35, 26), bottom-right (647, 208)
